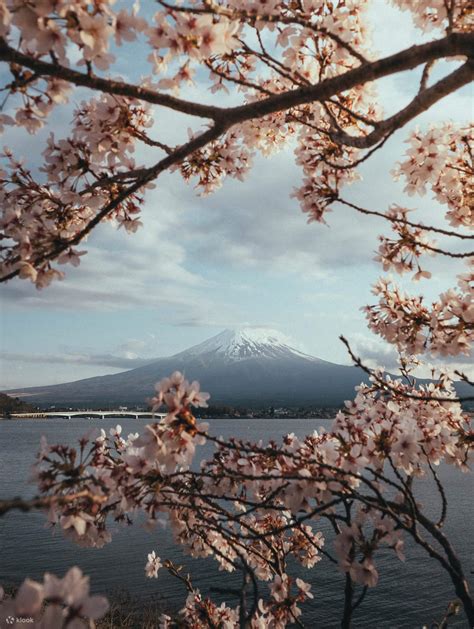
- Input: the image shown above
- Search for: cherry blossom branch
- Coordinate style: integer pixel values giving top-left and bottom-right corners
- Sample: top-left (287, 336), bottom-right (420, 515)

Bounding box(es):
top-left (204, 57), bottom-right (273, 95)
top-left (0, 490), bottom-right (106, 517)
top-left (157, 0), bottom-right (369, 64)
top-left (425, 453), bottom-right (448, 528)
top-left (339, 335), bottom-right (474, 402)
top-left (318, 128), bottom-right (394, 171)
top-left (388, 498), bottom-right (473, 622)
top-left (328, 61), bottom-right (473, 149)
top-left (164, 561), bottom-right (221, 629)
top-left (336, 198), bottom-right (474, 240)
top-left (0, 37), bottom-right (221, 119)
top-left (1, 30), bottom-right (472, 284)
top-left (0, 122), bottom-right (226, 283)
top-left (341, 503), bottom-right (356, 629)
top-left (399, 239), bottom-right (473, 259)
top-left (238, 37), bottom-right (309, 87)
top-left (131, 128), bottom-right (174, 153)
top-left (351, 586), bottom-right (369, 614)
top-left (26, 370), bottom-right (471, 625)
top-left (356, 492), bottom-right (473, 622)
top-left (228, 35), bottom-right (474, 126)
top-left (326, 98), bottom-right (378, 127)
top-left (453, 370), bottom-right (474, 386)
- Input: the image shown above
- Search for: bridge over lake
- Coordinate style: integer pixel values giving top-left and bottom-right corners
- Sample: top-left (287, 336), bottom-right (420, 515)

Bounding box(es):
top-left (9, 411), bottom-right (167, 420)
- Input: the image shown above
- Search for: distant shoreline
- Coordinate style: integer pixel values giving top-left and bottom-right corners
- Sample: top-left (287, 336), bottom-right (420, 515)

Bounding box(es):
top-left (1, 413), bottom-right (337, 421)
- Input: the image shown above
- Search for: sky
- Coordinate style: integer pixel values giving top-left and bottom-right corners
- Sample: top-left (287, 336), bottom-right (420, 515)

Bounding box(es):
top-left (0, 1), bottom-right (472, 389)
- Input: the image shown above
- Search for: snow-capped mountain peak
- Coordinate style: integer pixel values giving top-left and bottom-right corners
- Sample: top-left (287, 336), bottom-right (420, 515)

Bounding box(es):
top-left (174, 327), bottom-right (317, 362)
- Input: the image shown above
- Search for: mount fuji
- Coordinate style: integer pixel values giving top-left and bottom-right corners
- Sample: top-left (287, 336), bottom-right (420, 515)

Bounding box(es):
top-left (8, 328), bottom-right (375, 408)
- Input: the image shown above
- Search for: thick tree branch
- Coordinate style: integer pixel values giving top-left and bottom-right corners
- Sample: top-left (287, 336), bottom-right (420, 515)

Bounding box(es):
top-left (0, 33), bottom-right (472, 129)
top-left (224, 33), bottom-right (474, 126)
top-left (0, 37), bottom-right (221, 120)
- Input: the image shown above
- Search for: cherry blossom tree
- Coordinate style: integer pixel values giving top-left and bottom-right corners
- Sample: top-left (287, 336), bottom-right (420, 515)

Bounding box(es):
top-left (0, 0), bottom-right (472, 627)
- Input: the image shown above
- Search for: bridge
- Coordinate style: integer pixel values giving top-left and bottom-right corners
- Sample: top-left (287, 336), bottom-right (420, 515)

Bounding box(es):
top-left (9, 411), bottom-right (167, 420)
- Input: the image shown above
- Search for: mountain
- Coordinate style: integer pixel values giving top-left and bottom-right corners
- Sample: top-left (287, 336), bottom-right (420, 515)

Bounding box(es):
top-left (5, 328), bottom-right (471, 409)
top-left (5, 328), bottom-right (368, 408)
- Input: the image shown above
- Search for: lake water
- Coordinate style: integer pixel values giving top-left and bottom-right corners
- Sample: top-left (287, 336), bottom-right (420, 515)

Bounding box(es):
top-left (0, 418), bottom-right (472, 628)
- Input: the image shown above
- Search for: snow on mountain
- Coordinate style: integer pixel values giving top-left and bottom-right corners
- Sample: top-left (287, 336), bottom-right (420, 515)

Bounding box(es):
top-left (174, 328), bottom-right (319, 362)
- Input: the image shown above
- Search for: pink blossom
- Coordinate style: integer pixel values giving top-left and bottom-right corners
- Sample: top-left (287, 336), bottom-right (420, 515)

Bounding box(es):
top-left (145, 551), bottom-right (162, 578)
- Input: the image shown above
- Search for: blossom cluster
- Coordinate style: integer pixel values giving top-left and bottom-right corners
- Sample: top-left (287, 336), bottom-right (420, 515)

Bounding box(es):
top-left (0, 1), bottom-right (138, 136)
top-left (292, 81), bottom-right (383, 223)
top-left (391, 0), bottom-right (473, 33)
top-left (375, 205), bottom-right (436, 280)
top-left (294, 114), bottom-right (362, 223)
top-left (0, 90), bottom-right (156, 287)
top-left (0, 1), bottom-right (141, 72)
top-left (394, 124), bottom-right (473, 228)
top-left (0, 567), bottom-right (109, 628)
top-left (179, 129), bottom-right (254, 195)
top-left (146, 0), bottom-right (371, 92)
top-left (365, 269), bottom-right (473, 356)
top-left (157, 574), bottom-right (315, 629)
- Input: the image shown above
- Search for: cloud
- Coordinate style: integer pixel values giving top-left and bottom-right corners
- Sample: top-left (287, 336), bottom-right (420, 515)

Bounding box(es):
top-left (175, 151), bottom-right (381, 278)
top-left (1, 336), bottom-right (166, 373)
top-left (349, 333), bottom-right (400, 371)
top-left (1, 351), bottom-right (156, 370)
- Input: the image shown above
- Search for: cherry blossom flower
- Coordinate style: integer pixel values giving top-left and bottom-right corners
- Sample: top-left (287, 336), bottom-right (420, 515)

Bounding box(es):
top-left (350, 559), bottom-right (379, 587)
top-left (145, 551), bottom-right (162, 578)
top-left (269, 574), bottom-right (290, 602)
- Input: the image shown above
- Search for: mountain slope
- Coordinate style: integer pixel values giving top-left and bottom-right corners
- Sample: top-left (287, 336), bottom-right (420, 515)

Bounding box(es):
top-left (6, 328), bottom-right (470, 409)
top-left (5, 328), bottom-right (365, 407)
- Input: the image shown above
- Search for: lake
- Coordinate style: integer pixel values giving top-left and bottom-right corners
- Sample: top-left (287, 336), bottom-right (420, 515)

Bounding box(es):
top-left (0, 418), bottom-right (472, 628)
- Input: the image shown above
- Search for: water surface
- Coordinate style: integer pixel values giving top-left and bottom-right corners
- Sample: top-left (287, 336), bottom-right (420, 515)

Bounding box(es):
top-left (0, 418), bottom-right (472, 627)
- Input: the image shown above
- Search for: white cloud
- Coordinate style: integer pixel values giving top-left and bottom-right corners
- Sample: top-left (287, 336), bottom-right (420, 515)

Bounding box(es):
top-left (1, 351), bottom-right (155, 370)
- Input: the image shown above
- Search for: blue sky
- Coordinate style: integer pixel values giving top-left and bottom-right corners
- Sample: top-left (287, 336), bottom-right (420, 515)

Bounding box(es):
top-left (1, 2), bottom-right (472, 388)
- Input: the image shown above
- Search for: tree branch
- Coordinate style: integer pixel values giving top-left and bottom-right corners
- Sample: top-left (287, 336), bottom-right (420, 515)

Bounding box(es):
top-left (339, 335), bottom-right (474, 403)
top-left (1, 33), bottom-right (472, 131)
top-left (337, 198), bottom-right (474, 240)
top-left (328, 61), bottom-right (473, 148)
top-left (0, 37), bottom-right (221, 120)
